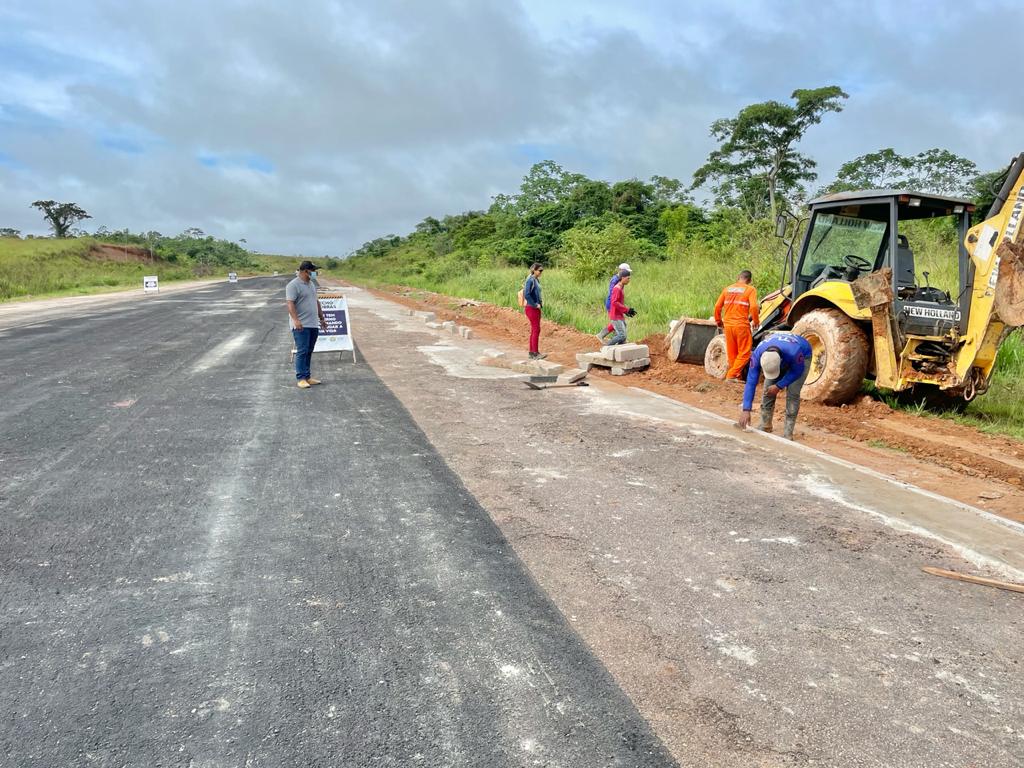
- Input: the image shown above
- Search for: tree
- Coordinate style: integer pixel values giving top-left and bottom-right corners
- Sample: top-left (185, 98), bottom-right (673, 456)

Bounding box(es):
top-left (0, 228), bottom-right (21, 238)
top-left (515, 160), bottom-right (588, 213)
top-left (649, 175), bottom-right (689, 204)
top-left (31, 200), bottom-right (92, 238)
top-left (415, 216), bottom-right (444, 235)
top-left (182, 227), bottom-right (205, 239)
top-left (566, 180), bottom-right (613, 220)
top-left (610, 179), bottom-right (655, 215)
top-left (824, 147), bottom-right (978, 196)
top-left (691, 86), bottom-right (849, 220)
top-left (659, 204), bottom-right (708, 244)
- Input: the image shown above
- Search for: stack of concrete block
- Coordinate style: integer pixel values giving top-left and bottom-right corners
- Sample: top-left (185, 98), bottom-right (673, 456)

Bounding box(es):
top-left (458, 326), bottom-right (473, 339)
top-left (441, 320), bottom-right (457, 332)
top-left (576, 343), bottom-right (650, 376)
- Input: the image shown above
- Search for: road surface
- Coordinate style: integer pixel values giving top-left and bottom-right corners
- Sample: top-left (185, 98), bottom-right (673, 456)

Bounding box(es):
top-left (0, 278), bottom-right (674, 767)
top-left (2, 277), bottom-right (1022, 768)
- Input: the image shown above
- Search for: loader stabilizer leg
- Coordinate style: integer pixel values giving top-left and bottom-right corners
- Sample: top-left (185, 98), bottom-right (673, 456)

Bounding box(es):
top-left (850, 268), bottom-right (900, 390)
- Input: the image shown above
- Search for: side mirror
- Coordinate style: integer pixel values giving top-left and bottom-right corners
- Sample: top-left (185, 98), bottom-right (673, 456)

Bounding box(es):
top-left (775, 214), bottom-right (788, 239)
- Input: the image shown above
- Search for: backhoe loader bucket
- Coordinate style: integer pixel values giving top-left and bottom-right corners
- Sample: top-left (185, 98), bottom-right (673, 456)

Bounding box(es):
top-left (993, 239), bottom-right (1024, 327)
top-left (665, 317), bottom-right (719, 364)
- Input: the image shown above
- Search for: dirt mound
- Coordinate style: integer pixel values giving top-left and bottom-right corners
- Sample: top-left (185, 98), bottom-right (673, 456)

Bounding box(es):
top-left (346, 281), bottom-right (1024, 523)
top-left (88, 244), bottom-right (158, 263)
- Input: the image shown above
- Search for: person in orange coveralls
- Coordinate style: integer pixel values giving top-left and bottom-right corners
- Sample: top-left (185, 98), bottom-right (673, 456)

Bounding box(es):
top-left (714, 270), bottom-right (759, 382)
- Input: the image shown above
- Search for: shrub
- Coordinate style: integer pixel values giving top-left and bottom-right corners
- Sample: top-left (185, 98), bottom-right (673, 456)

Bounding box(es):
top-left (559, 222), bottom-right (642, 282)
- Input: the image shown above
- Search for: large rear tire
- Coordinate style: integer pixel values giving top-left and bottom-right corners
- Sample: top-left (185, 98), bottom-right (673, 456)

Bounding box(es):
top-left (704, 334), bottom-right (728, 379)
top-left (791, 309), bottom-right (870, 405)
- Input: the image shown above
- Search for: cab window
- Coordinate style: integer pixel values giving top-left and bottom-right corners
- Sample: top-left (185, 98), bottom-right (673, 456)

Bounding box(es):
top-left (799, 212), bottom-right (888, 280)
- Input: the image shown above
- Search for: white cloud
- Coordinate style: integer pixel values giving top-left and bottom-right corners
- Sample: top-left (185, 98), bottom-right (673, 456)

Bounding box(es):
top-left (0, 0), bottom-right (1021, 253)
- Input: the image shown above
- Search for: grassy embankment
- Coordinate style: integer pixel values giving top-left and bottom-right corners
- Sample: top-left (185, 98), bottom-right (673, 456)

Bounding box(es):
top-left (340, 234), bottom-right (1024, 439)
top-left (0, 237), bottom-right (303, 302)
top-left (0, 237), bottom-right (193, 300)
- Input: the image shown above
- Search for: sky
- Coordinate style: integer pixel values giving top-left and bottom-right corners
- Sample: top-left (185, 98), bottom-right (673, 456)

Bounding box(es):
top-left (1, 0), bottom-right (1022, 256)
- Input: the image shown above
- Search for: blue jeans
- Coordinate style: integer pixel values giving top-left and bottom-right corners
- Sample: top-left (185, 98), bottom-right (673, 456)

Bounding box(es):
top-left (292, 328), bottom-right (319, 380)
top-left (606, 319), bottom-right (627, 345)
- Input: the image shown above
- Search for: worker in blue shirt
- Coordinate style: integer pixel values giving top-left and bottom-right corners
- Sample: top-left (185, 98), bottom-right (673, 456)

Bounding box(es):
top-left (737, 332), bottom-right (813, 440)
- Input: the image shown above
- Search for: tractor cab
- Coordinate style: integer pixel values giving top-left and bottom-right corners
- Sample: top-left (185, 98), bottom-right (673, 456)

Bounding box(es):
top-left (786, 190), bottom-right (975, 341)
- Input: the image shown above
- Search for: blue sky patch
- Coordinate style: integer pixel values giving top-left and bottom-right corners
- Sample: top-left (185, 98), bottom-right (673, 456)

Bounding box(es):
top-left (197, 151), bottom-right (274, 174)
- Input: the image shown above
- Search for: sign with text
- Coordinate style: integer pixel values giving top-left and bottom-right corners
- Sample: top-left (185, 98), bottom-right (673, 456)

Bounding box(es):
top-left (314, 296), bottom-right (354, 353)
top-left (143, 275), bottom-right (159, 293)
top-left (228, 272), bottom-right (238, 283)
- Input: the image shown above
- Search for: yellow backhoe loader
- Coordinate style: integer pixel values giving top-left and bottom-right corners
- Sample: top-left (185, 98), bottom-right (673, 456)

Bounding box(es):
top-left (684, 153), bottom-right (1024, 405)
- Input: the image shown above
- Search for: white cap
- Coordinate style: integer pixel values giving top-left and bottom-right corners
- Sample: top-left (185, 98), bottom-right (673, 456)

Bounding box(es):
top-left (761, 350), bottom-right (782, 380)
top-left (618, 263), bottom-right (631, 271)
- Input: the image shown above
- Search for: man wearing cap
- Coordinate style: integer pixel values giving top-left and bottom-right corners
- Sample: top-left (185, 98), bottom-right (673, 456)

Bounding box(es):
top-left (604, 269), bottom-right (634, 346)
top-left (595, 263), bottom-right (631, 344)
top-left (737, 331), bottom-right (812, 440)
top-left (285, 260), bottom-right (327, 389)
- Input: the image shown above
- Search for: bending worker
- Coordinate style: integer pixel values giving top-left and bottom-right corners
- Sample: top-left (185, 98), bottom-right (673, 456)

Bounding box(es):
top-left (714, 270), bottom-right (759, 382)
top-left (737, 331), bottom-right (811, 441)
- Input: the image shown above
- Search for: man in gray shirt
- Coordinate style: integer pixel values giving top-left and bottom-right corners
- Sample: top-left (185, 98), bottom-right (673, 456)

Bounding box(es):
top-left (285, 260), bottom-right (327, 388)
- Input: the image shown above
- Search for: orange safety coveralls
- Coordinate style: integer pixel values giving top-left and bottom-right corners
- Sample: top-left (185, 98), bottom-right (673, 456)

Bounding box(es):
top-left (714, 282), bottom-right (760, 379)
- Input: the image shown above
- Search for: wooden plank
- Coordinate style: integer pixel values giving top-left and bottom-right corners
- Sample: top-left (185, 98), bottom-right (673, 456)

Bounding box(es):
top-left (921, 566), bottom-right (1024, 594)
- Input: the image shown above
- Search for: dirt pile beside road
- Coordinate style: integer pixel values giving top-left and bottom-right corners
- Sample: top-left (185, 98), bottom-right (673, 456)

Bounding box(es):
top-left (88, 244), bottom-right (159, 263)
top-left (349, 283), bottom-right (1024, 523)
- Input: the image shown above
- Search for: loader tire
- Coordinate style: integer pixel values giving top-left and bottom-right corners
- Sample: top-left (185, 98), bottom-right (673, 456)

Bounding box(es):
top-left (791, 309), bottom-right (870, 405)
top-left (704, 334), bottom-right (728, 380)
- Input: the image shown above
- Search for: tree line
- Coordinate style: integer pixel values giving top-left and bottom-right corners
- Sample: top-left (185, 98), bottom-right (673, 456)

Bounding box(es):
top-left (346, 85), bottom-right (1001, 282)
top-left (1, 202), bottom-right (260, 271)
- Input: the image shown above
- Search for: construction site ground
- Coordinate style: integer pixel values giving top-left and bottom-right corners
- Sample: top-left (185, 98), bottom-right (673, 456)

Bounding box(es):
top-left (359, 283), bottom-right (1024, 526)
top-left (340, 283), bottom-right (1023, 767)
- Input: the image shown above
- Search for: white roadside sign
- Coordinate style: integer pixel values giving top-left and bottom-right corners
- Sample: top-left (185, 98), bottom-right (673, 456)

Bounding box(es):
top-left (314, 296), bottom-right (354, 353)
top-left (143, 275), bottom-right (159, 293)
top-left (228, 272), bottom-right (238, 283)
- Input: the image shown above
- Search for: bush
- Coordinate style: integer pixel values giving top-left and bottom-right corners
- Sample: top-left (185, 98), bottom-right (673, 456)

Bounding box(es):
top-left (559, 222), bottom-right (643, 282)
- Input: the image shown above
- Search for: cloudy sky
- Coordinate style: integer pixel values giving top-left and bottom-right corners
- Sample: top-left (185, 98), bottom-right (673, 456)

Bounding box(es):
top-left (1, 0), bottom-right (1021, 255)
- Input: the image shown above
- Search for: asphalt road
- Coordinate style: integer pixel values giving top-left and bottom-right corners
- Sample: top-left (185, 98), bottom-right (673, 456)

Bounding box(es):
top-left (0, 278), bottom-right (676, 767)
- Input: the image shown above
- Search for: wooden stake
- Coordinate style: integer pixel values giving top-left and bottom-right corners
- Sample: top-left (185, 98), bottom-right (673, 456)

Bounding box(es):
top-left (922, 566), bottom-right (1024, 594)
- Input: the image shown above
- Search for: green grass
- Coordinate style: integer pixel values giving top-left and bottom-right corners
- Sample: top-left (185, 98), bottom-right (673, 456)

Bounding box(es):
top-left (0, 237), bottom-right (308, 303)
top-left (342, 245), bottom-right (784, 341)
top-left (0, 237), bottom-right (195, 301)
top-left (340, 245), bottom-right (1024, 440)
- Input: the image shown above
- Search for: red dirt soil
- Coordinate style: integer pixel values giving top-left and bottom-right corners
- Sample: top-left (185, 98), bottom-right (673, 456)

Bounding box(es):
top-left (352, 283), bottom-right (1024, 524)
top-left (88, 244), bottom-right (159, 263)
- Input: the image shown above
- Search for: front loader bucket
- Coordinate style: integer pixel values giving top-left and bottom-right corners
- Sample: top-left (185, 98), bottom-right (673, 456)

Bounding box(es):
top-left (666, 317), bottom-right (719, 364)
top-left (994, 239), bottom-right (1024, 327)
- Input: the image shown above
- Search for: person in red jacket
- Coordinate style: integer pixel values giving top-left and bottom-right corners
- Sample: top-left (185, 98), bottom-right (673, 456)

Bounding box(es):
top-left (604, 270), bottom-right (633, 345)
top-left (714, 270), bottom-right (759, 381)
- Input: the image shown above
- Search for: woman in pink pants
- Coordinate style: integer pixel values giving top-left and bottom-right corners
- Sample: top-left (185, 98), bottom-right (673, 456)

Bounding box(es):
top-left (522, 263), bottom-right (546, 359)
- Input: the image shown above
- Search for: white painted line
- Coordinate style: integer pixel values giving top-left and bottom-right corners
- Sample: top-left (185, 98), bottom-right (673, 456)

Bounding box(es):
top-left (191, 332), bottom-right (253, 373)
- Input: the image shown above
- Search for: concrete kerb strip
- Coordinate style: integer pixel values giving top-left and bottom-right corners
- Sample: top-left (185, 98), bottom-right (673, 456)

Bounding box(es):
top-left (633, 386), bottom-right (1024, 535)
top-left (628, 387), bottom-right (1024, 580)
